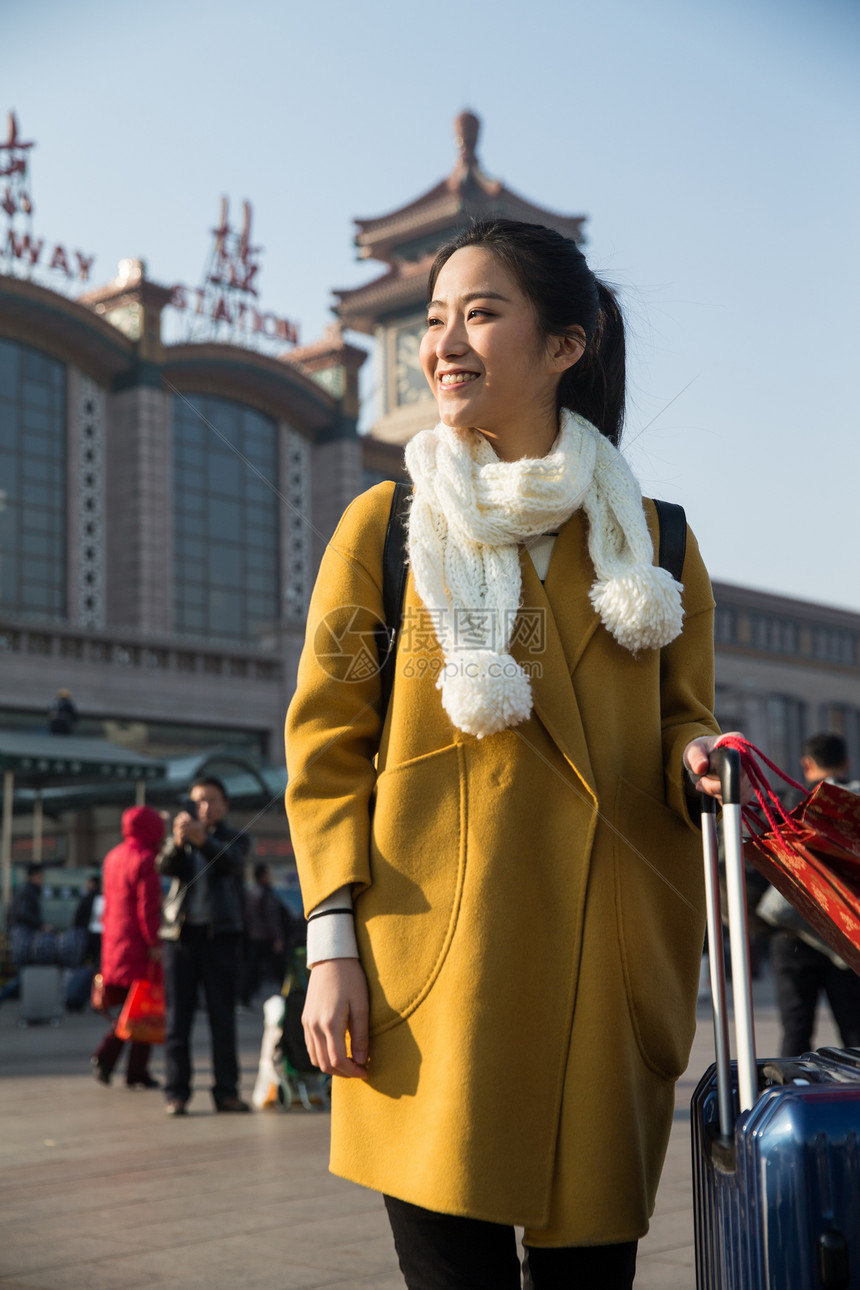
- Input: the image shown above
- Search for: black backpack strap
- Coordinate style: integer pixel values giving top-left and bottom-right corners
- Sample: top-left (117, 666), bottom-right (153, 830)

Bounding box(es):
top-left (652, 498), bottom-right (687, 584)
top-left (376, 482), bottom-right (411, 717)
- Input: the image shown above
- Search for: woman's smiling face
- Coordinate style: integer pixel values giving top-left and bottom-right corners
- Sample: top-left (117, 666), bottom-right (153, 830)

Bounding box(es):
top-left (420, 246), bottom-right (566, 451)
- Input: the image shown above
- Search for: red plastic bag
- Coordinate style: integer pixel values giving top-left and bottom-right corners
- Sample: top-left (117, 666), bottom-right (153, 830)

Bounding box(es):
top-left (115, 969), bottom-right (165, 1045)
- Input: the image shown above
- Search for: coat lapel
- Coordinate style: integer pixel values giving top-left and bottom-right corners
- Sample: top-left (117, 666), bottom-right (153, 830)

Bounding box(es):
top-left (513, 513), bottom-right (599, 798)
top-left (542, 511), bottom-right (602, 675)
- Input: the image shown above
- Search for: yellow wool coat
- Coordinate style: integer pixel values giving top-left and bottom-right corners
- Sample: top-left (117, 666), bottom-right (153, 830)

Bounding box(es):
top-left (285, 480), bottom-right (719, 1247)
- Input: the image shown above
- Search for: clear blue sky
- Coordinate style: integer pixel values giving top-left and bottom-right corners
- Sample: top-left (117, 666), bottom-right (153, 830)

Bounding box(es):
top-left (6, 0), bottom-right (859, 609)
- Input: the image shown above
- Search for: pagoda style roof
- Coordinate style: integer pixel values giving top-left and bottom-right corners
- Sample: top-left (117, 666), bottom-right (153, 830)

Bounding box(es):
top-left (285, 320), bottom-right (366, 375)
top-left (334, 112), bottom-right (587, 334)
top-left (334, 257), bottom-right (435, 332)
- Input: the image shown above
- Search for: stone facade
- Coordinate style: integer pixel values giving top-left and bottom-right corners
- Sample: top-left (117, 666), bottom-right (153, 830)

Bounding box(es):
top-left (713, 581), bottom-right (860, 774)
top-left (104, 384), bottom-right (173, 633)
top-left (0, 265), bottom-right (379, 869)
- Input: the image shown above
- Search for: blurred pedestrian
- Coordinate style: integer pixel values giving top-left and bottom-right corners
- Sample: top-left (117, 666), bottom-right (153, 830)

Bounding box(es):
top-left (158, 777), bottom-right (250, 1115)
top-left (769, 733), bottom-right (860, 1056)
top-left (0, 863), bottom-right (51, 1004)
top-left (73, 873), bottom-right (102, 966)
top-left (10, 863), bottom-right (49, 935)
top-left (91, 807), bottom-right (164, 1088)
top-left (47, 688), bottom-right (79, 734)
top-left (8, 862), bottom-right (52, 964)
top-left (241, 863), bottom-right (288, 1007)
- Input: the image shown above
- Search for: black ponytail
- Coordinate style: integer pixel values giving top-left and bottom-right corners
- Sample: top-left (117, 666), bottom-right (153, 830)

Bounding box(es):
top-left (428, 219), bottom-right (626, 446)
top-left (558, 280), bottom-right (626, 447)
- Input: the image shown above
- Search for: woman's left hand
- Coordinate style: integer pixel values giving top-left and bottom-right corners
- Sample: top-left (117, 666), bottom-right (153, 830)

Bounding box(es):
top-left (684, 731), bottom-right (753, 803)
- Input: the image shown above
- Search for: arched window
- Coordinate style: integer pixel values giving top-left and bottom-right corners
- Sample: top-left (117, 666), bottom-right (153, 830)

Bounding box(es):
top-left (0, 340), bottom-right (67, 618)
top-left (172, 395), bottom-right (279, 641)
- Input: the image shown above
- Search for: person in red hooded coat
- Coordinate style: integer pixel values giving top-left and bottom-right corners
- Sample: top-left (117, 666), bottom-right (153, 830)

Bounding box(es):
top-left (91, 806), bottom-right (165, 1088)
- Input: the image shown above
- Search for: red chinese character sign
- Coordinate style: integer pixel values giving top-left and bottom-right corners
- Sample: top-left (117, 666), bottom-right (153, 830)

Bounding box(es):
top-left (166, 197), bottom-right (299, 351)
top-left (0, 111), bottom-right (33, 213)
top-left (0, 110), bottom-right (96, 287)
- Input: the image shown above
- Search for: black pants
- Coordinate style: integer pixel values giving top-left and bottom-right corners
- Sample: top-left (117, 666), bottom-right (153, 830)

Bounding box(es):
top-left (771, 932), bottom-right (860, 1056)
top-left (164, 927), bottom-right (241, 1104)
top-left (384, 1196), bottom-right (638, 1290)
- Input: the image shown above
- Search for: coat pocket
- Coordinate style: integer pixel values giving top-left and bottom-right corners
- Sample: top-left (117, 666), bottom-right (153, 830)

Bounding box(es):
top-left (356, 743), bottom-right (466, 1034)
top-left (613, 777), bottom-right (705, 1080)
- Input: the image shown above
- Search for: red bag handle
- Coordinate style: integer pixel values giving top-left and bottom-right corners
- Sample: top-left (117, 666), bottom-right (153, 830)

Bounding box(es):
top-left (713, 734), bottom-right (806, 840)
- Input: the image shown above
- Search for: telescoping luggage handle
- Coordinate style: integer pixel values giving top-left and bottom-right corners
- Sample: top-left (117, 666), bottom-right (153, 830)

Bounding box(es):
top-left (700, 746), bottom-right (758, 1134)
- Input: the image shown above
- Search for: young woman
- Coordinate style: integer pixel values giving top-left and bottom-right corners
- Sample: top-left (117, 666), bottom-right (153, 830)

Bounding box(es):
top-left (286, 219), bottom-right (727, 1289)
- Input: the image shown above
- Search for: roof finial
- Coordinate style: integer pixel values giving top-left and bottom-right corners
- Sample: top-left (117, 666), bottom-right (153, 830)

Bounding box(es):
top-left (454, 109), bottom-right (480, 167)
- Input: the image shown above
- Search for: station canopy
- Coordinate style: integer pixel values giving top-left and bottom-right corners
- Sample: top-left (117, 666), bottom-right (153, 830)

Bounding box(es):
top-left (0, 734), bottom-right (287, 909)
top-left (0, 733), bottom-right (285, 814)
top-left (0, 731), bottom-right (166, 788)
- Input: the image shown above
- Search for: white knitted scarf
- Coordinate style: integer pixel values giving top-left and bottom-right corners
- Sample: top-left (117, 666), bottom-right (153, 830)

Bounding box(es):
top-left (404, 409), bottom-right (684, 738)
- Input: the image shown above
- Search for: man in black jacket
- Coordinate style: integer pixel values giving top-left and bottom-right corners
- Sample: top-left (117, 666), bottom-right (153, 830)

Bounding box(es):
top-left (11, 863), bottom-right (46, 935)
top-left (0, 864), bottom-right (49, 1004)
top-left (159, 776), bottom-right (250, 1115)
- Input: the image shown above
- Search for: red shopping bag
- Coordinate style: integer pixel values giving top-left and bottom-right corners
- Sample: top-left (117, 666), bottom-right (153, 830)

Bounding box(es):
top-left (793, 780), bottom-right (860, 869)
top-left (115, 968), bottom-right (165, 1045)
top-left (748, 832), bottom-right (860, 974)
top-left (715, 735), bottom-right (860, 976)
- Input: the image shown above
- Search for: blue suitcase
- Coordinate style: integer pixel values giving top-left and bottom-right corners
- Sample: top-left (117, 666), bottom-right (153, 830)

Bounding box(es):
top-left (692, 749), bottom-right (860, 1289)
top-left (64, 964), bottom-right (95, 1012)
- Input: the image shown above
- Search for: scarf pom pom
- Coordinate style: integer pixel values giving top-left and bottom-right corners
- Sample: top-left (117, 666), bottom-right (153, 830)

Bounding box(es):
top-left (589, 566), bottom-right (684, 653)
top-left (438, 649), bottom-right (533, 738)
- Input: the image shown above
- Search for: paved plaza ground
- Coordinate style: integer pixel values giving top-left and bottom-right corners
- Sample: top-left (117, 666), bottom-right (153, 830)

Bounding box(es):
top-left (0, 968), bottom-right (842, 1290)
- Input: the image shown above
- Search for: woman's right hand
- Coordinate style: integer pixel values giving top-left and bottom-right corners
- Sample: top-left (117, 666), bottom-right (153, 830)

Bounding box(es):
top-left (302, 958), bottom-right (370, 1079)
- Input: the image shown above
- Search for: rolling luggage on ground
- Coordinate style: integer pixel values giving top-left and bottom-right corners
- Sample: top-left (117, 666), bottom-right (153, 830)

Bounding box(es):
top-left (692, 746), bottom-right (860, 1289)
top-left (18, 965), bottom-right (64, 1027)
top-left (64, 965), bottom-right (95, 1012)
